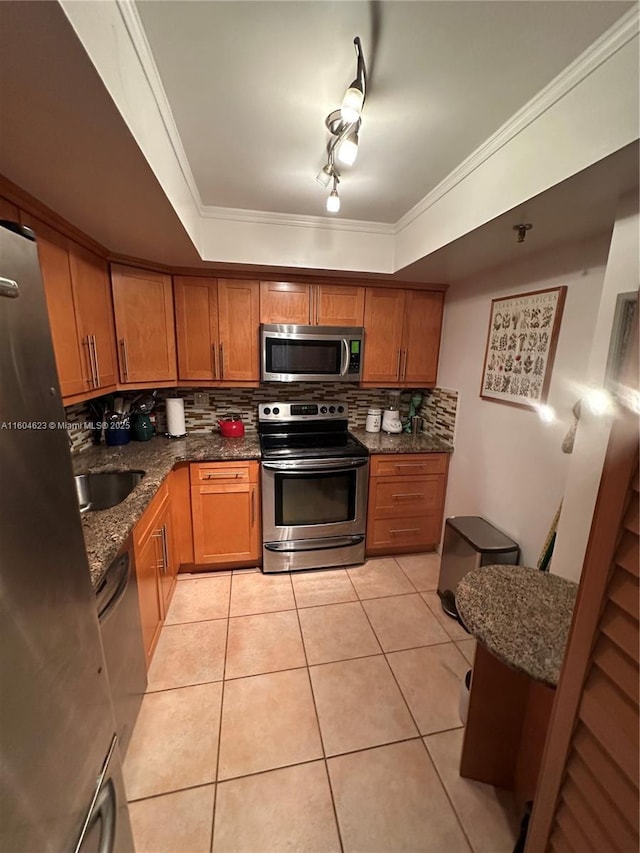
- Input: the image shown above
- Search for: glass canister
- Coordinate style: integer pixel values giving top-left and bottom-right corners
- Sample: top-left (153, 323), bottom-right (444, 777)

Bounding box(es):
top-left (365, 407), bottom-right (382, 433)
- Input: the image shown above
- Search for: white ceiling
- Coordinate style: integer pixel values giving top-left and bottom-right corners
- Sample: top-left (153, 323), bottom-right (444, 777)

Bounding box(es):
top-left (136, 0), bottom-right (632, 222)
top-left (0, 0), bottom-right (636, 282)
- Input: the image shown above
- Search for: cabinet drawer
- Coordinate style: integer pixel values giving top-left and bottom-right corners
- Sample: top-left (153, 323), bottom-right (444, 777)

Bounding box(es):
top-left (369, 475), bottom-right (444, 519)
top-left (367, 514), bottom-right (441, 550)
top-left (370, 453), bottom-right (447, 477)
top-left (190, 461), bottom-right (257, 484)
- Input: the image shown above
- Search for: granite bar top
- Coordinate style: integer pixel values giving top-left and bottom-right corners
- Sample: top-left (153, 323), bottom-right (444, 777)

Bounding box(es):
top-left (73, 434), bottom-right (261, 589)
top-left (351, 428), bottom-right (453, 454)
top-left (456, 564), bottom-right (578, 687)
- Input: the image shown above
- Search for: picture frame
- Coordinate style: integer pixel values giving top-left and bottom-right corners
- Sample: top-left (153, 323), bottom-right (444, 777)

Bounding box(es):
top-left (479, 285), bottom-right (567, 409)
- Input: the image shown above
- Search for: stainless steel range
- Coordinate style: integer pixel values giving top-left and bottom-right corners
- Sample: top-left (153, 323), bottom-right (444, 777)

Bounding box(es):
top-left (258, 401), bottom-right (369, 573)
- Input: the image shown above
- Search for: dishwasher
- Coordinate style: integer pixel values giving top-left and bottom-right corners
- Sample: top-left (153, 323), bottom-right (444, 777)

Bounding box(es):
top-left (96, 539), bottom-right (147, 758)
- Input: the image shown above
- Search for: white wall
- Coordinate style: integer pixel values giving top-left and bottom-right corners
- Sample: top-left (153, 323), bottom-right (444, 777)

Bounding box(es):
top-left (552, 194), bottom-right (639, 582)
top-left (438, 235), bottom-right (610, 566)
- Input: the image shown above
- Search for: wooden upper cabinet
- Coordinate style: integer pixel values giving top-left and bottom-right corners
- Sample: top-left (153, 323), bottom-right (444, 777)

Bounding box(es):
top-left (362, 287), bottom-right (444, 387)
top-left (316, 284), bottom-right (365, 327)
top-left (402, 290), bottom-right (444, 386)
top-left (174, 276), bottom-right (219, 381)
top-left (217, 279), bottom-right (260, 381)
top-left (68, 242), bottom-right (118, 392)
top-left (260, 281), bottom-right (365, 327)
top-left (111, 264), bottom-right (176, 384)
top-left (21, 213), bottom-right (88, 398)
top-left (362, 288), bottom-right (406, 384)
top-left (260, 281), bottom-right (311, 325)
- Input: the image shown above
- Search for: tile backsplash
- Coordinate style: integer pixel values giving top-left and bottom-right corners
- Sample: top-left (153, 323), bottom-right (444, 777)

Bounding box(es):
top-left (66, 384), bottom-right (458, 452)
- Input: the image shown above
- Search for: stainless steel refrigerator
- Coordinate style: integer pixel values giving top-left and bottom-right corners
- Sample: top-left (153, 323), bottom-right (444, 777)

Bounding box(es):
top-left (0, 221), bottom-right (134, 852)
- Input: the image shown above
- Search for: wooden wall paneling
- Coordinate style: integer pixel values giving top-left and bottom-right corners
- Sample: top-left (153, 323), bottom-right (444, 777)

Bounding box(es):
top-left (174, 276), bottom-right (219, 381)
top-left (217, 279), bottom-right (260, 381)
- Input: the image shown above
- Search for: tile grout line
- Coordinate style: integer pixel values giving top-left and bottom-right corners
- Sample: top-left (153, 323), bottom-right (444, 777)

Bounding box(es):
top-left (290, 575), bottom-right (345, 853)
top-left (209, 572), bottom-right (234, 853)
top-left (420, 736), bottom-right (477, 853)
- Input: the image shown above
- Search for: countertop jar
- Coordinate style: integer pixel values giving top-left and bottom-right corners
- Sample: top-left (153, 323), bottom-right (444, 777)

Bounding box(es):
top-left (365, 408), bottom-right (382, 433)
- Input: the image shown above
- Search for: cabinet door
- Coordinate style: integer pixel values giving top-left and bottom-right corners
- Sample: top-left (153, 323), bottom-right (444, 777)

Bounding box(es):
top-left (21, 214), bottom-right (88, 397)
top-left (174, 276), bottom-right (219, 380)
top-left (191, 482), bottom-right (259, 564)
top-left (260, 281), bottom-right (311, 325)
top-left (402, 291), bottom-right (444, 386)
top-left (155, 499), bottom-right (177, 615)
top-left (111, 264), bottom-right (176, 383)
top-left (315, 284), bottom-right (365, 327)
top-left (362, 288), bottom-right (405, 384)
top-left (134, 530), bottom-right (163, 667)
top-left (69, 242), bottom-right (118, 391)
top-left (217, 279), bottom-right (260, 381)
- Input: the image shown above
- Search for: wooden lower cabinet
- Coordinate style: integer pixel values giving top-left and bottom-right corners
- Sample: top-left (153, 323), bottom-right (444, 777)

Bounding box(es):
top-left (366, 453), bottom-right (449, 555)
top-left (132, 479), bottom-right (177, 667)
top-left (190, 461), bottom-right (260, 567)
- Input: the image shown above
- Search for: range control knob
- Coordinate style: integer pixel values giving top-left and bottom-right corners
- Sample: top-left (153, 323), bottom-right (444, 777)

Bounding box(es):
top-left (272, 407), bottom-right (280, 415)
top-left (329, 405), bottom-right (336, 414)
top-left (263, 407), bottom-right (271, 415)
top-left (320, 406), bottom-right (328, 414)
top-left (337, 405), bottom-right (344, 413)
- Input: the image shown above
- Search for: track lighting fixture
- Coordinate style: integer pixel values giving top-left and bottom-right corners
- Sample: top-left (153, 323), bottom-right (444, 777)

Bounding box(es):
top-left (316, 36), bottom-right (366, 214)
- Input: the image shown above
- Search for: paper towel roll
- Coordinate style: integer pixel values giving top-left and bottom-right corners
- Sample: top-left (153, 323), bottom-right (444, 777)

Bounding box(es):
top-left (166, 397), bottom-right (186, 437)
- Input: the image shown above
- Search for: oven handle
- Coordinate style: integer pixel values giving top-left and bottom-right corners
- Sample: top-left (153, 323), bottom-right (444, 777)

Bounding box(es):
top-left (340, 338), bottom-right (350, 376)
top-left (262, 458), bottom-right (369, 472)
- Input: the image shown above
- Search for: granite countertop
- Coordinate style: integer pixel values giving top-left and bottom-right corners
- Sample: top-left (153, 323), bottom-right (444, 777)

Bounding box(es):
top-left (456, 564), bottom-right (578, 687)
top-left (74, 433), bottom-right (261, 589)
top-left (351, 428), bottom-right (453, 454)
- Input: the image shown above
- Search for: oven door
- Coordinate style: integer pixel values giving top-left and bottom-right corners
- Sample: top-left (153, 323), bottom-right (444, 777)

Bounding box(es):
top-left (261, 457), bottom-right (369, 543)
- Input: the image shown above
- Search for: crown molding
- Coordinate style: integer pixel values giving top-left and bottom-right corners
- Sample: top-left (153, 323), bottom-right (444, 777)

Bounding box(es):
top-left (200, 204), bottom-right (395, 235)
top-left (114, 0), bottom-right (204, 213)
top-left (395, 6), bottom-right (640, 235)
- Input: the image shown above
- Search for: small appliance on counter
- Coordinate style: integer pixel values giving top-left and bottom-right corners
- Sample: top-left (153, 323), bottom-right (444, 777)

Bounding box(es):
top-left (381, 390), bottom-right (402, 434)
top-left (217, 414), bottom-right (245, 438)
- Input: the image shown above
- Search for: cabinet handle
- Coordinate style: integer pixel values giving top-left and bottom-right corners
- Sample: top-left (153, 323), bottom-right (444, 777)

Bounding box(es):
top-left (161, 524), bottom-right (169, 575)
top-left (212, 343), bottom-right (218, 379)
top-left (91, 335), bottom-right (100, 387)
top-left (120, 338), bottom-right (129, 381)
top-left (308, 288), bottom-right (312, 325)
top-left (401, 349), bottom-right (408, 381)
top-left (153, 529), bottom-right (164, 572)
top-left (204, 471), bottom-right (244, 479)
top-left (389, 528), bottom-right (421, 535)
top-left (83, 337), bottom-right (96, 387)
top-left (392, 492), bottom-right (424, 498)
top-left (219, 343), bottom-right (224, 378)
top-left (250, 487), bottom-right (255, 527)
top-left (393, 463), bottom-right (426, 469)
top-left (315, 285), bottom-right (319, 324)
top-left (396, 349), bottom-right (402, 381)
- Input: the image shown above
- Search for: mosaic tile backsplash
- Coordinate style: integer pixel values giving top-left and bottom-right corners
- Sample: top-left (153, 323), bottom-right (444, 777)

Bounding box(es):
top-left (67, 384), bottom-right (458, 452)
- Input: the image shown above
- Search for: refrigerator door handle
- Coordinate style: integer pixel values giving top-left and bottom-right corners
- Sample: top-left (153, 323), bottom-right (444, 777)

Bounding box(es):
top-left (0, 276), bottom-right (20, 298)
top-left (74, 735), bottom-right (118, 853)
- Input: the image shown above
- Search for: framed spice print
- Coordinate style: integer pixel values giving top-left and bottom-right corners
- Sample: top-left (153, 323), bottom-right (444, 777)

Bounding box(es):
top-left (480, 286), bottom-right (567, 408)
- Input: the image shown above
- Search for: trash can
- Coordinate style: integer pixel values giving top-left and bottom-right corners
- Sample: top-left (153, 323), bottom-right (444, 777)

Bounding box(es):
top-left (437, 516), bottom-right (520, 620)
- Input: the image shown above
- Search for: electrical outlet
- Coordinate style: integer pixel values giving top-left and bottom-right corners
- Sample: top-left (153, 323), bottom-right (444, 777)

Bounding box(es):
top-left (194, 392), bottom-right (209, 407)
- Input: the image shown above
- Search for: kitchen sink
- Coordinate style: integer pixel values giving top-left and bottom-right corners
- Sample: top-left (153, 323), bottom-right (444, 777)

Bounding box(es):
top-left (74, 471), bottom-right (145, 513)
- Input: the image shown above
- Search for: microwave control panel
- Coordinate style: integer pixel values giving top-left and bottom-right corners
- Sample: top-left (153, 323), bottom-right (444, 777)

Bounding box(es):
top-left (348, 339), bottom-right (361, 375)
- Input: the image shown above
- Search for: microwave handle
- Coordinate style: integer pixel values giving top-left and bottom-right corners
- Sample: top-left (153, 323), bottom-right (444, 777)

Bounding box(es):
top-left (340, 339), bottom-right (350, 377)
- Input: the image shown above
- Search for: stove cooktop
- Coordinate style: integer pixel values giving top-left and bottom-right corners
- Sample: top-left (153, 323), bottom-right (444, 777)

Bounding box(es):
top-left (260, 431), bottom-right (369, 461)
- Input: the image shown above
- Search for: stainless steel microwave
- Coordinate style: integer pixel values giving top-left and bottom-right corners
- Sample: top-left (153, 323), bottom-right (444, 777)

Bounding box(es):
top-left (261, 324), bottom-right (364, 383)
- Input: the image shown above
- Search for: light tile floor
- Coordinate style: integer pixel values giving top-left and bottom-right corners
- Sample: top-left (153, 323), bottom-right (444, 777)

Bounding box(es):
top-left (125, 554), bottom-right (520, 853)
